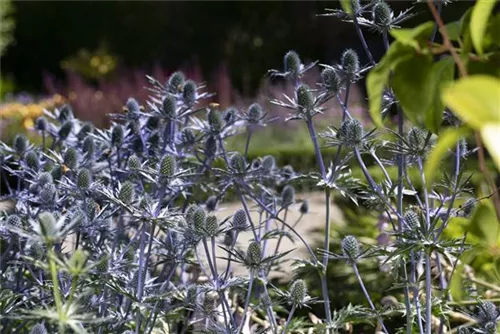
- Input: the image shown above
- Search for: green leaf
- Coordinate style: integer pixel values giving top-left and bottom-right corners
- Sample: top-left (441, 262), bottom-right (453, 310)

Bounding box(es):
top-left (481, 123), bottom-right (500, 171)
top-left (424, 127), bottom-right (470, 187)
top-left (442, 75), bottom-right (500, 129)
top-left (467, 203), bottom-right (499, 248)
top-left (426, 57), bottom-right (456, 133)
top-left (470, 0), bottom-right (497, 55)
top-left (366, 42), bottom-right (413, 128)
top-left (450, 263), bottom-right (464, 302)
top-left (445, 21), bottom-right (461, 42)
top-left (392, 54), bottom-right (434, 125)
top-left (390, 21), bottom-right (435, 50)
top-left (339, 0), bottom-right (354, 15)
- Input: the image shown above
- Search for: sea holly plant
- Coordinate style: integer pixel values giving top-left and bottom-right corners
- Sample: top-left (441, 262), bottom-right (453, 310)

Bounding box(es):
top-left (1, 1), bottom-right (499, 333)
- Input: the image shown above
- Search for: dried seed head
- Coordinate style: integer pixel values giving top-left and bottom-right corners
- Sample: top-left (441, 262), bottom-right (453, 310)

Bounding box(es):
top-left (247, 103), bottom-right (263, 124)
top-left (321, 68), bottom-right (341, 94)
top-left (50, 164), bottom-right (63, 181)
top-left (181, 128), bottom-right (196, 146)
top-left (457, 327), bottom-right (471, 334)
top-left (7, 214), bottom-right (22, 228)
top-left (296, 84), bottom-right (314, 112)
top-left (373, 1), bottom-right (391, 26)
top-left (111, 124), bottom-right (124, 146)
top-left (290, 279), bottom-right (307, 305)
top-left (233, 209), bottom-right (248, 231)
top-left (203, 292), bottom-right (218, 313)
top-left (477, 302), bottom-right (499, 324)
top-left (404, 210), bottom-right (420, 231)
top-left (40, 184), bottom-right (57, 205)
top-left (300, 200), bottom-right (309, 214)
top-left (127, 154), bottom-right (141, 171)
top-left (204, 136), bottom-right (217, 158)
top-left (29, 323), bottom-right (47, 334)
top-left (14, 134), bottom-right (28, 154)
top-left (223, 230), bottom-right (235, 247)
top-left (341, 49), bottom-right (360, 77)
top-left (342, 235), bottom-right (359, 260)
top-left (126, 97), bottom-right (140, 114)
top-left (284, 50), bottom-right (301, 77)
top-left (338, 119), bottom-right (363, 146)
top-left (167, 71), bottom-right (185, 94)
top-left (58, 105), bottom-right (73, 122)
top-left (205, 215), bottom-right (218, 237)
top-left (24, 151), bottom-right (40, 171)
top-left (160, 155), bottom-right (176, 178)
top-left (146, 116), bottom-right (160, 130)
top-left (281, 185), bottom-right (295, 207)
top-left (38, 212), bottom-right (57, 236)
top-left (205, 195), bottom-right (218, 212)
top-left (483, 322), bottom-right (496, 334)
top-left (262, 155), bottom-right (276, 171)
top-left (132, 137), bottom-right (144, 153)
top-left (77, 168), bottom-right (92, 189)
top-left (77, 122), bottom-right (94, 140)
top-left (229, 152), bottom-right (246, 173)
top-left (35, 117), bottom-right (48, 131)
top-left (83, 136), bottom-right (95, 157)
top-left (407, 127), bottom-right (427, 152)
top-left (193, 208), bottom-right (206, 232)
top-left (28, 242), bottom-right (45, 260)
top-left (208, 109), bottom-right (224, 132)
top-left (283, 165), bottom-right (294, 179)
top-left (119, 181), bottom-right (135, 204)
top-left (182, 80), bottom-right (197, 107)
top-left (462, 198), bottom-right (476, 217)
top-left (162, 94), bottom-right (177, 119)
top-left (85, 199), bottom-right (98, 220)
top-left (96, 255), bottom-right (109, 273)
top-left (38, 172), bottom-right (53, 187)
top-left (64, 147), bottom-right (78, 170)
top-left (222, 107), bottom-right (237, 123)
top-left (186, 204), bottom-right (199, 222)
top-left (58, 120), bottom-right (73, 140)
top-left (246, 241), bottom-right (262, 266)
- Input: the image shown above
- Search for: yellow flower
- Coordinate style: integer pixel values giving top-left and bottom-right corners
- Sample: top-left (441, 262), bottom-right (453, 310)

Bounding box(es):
top-left (23, 117), bottom-right (34, 129)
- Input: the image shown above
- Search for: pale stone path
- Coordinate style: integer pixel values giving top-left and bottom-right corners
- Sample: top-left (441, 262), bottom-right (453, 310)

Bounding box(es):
top-left (199, 192), bottom-right (345, 281)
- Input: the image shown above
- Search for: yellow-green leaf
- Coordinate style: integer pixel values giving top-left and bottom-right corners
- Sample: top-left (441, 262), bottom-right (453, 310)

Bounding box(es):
top-left (339, 0), bottom-right (354, 15)
top-left (467, 203), bottom-right (499, 248)
top-left (366, 42), bottom-right (413, 128)
top-left (390, 21), bottom-right (434, 50)
top-left (442, 75), bottom-right (500, 129)
top-left (481, 123), bottom-right (500, 171)
top-left (470, 0), bottom-right (497, 55)
top-left (425, 127), bottom-right (470, 187)
top-left (450, 263), bottom-right (464, 301)
top-left (426, 57), bottom-right (455, 133)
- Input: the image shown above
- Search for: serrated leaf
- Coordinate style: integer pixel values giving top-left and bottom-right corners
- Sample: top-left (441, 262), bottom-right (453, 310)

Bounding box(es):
top-left (470, 0), bottom-right (497, 55)
top-left (392, 54), bottom-right (434, 125)
top-left (424, 127), bottom-right (470, 188)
